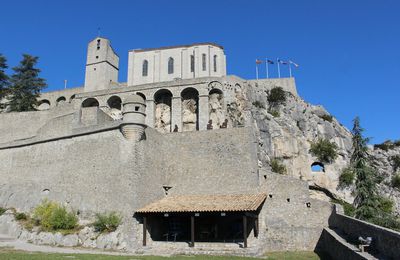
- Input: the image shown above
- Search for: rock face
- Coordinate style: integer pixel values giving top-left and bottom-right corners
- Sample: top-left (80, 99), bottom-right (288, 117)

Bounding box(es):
top-left (155, 103), bottom-right (171, 133)
top-left (239, 81), bottom-right (399, 213)
top-left (209, 91), bottom-right (225, 129)
top-left (182, 99), bottom-right (198, 132)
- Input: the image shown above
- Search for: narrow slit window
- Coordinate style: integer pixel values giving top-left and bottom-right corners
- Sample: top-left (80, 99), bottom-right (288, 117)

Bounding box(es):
top-left (202, 54), bottom-right (206, 71)
top-left (142, 60), bottom-right (148, 77)
top-left (190, 55), bottom-right (195, 72)
top-left (213, 55), bottom-right (217, 72)
top-left (168, 57), bottom-right (174, 74)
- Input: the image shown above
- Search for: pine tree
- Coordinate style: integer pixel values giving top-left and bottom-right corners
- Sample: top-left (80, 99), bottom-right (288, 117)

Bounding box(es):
top-left (8, 54), bottom-right (46, 112)
top-left (351, 117), bottom-right (379, 220)
top-left (0, 54), bottom-right (9, 103)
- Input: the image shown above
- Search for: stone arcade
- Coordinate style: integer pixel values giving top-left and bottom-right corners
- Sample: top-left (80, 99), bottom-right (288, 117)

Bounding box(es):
top-left (1, 37), bottom-right (399, 259)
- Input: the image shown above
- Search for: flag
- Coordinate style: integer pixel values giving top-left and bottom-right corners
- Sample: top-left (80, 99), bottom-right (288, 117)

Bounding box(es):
top-left (289, 60), bottom-right (299, 68)
top-left (256, 59), bottom-right (263, 64)
top-left (267, 59), bottom-right (274, 64)
top-left (278, 59), bottom-right (288, 65)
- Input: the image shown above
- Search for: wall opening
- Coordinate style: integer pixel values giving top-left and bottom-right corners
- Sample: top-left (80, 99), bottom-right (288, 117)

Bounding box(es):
top-left (56, 96), bottom-right (66, 106)
top-left (142, 60), bottom-right (148, 77)
top-left (208, 88), bottom-right (225, 129)
top-left (107, 96), bottom-right (122, 110)
top-left (181, 87), bottom-right (199, 131)
top-left (82, 98), bottom-right (99, 108)
top-left (69, 94), bottom-right (76, 103)
top-left (136, 92), bottom-right (146, 101)
top-left (154, 89), bottom-right (173, 133)
top-left (37, 99), bottom-right (50, 110)
top-left (311, 162), bottom-right (325, 173)
top-left (168, 57), bottom-right (174, 74)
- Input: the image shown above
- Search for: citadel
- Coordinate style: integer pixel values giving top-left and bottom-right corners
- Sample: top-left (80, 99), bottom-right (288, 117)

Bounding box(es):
top-left (0, 37), bottom-right (399, 259)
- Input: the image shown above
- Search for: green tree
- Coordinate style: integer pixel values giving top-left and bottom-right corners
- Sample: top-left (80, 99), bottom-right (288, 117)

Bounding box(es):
top-left (309, 138), bottom-right (338, 163)
top-left (8, 54), bottom-right (46, 112)
top-left (267, 86), bottom-right (286, 109)
top-left (351, 117), bottom-right (379, 220)
top-left (0, 54), bottom-right (9, 104)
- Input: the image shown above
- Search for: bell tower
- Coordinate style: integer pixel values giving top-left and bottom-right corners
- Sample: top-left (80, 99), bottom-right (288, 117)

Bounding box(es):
top-left (84, 37), bottom-right (119, 92)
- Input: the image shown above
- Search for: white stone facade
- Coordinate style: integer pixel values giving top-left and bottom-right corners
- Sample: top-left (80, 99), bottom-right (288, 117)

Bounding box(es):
top-left (127, 43), bottom-right (226, 86)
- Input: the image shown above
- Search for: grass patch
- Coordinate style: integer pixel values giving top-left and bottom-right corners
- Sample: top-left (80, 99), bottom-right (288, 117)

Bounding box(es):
top-left (0, 248), bottom-right (267, 259)
top-left (265, 251), bottom-right (320, 260)
top-left (0, 207), bottom-right (6, 216)
top-left (270, 159), bottom-right (286, 175)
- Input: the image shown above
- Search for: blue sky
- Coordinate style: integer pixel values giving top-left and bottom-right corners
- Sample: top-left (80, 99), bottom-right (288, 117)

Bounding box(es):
top-left (1, 0), bottom-right (399, 143)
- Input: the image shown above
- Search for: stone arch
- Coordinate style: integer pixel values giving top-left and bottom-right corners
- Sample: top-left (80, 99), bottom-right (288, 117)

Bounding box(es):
top-left (56, 96), bottom-right (66, 106)
top-left (69, 94), bottom-right (76, 103)
top-left (107, 96), bottom-right (122, 110)
top-left (37, 99), bottom-right (50, 110)
top-left (82, 98), bottom-right (99, 108)
top-left (136, 92), bottom-right (146, 101)
top-left (154, 89), bottom-right (172, 133)
top-left (208, 88), bottom-right (225, 129)
top-left (181, 87), bottom-right (199, 131)
top-left (311, 162), bottom-right (325, 173)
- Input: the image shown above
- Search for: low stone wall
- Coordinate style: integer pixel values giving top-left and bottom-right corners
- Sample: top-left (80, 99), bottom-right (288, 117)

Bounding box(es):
top-left (329, 205), bottom-right (400, 259)
top-left (320, 228), bottom-right (367, 260)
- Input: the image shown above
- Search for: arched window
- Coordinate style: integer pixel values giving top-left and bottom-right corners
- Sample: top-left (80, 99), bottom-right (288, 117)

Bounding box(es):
top-left (37, 100), bottom-right (50, 110)
top-left (107, 96), bottom-right (122, 110)
top-left (142, 60), bottom-right (148, 77)
top-left (168, 57), bottom-right (174, 74)
top-left (311, 162), bottom-right (325, 173)
top-left (190, 55), bottom-right (195, 72)
top-left (202, 54), bottom-right (206, 71)
top-left (82, 98), bottom-right (99, 108)
top-left (56, 96), bottom-right (66, 106)
top-left (213, 55), bottom-right (217, 72)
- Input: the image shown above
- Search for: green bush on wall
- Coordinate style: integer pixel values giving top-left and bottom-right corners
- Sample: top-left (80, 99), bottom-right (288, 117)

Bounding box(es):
top-left (33, 200), bottom-right (77, 231)
top-left (310, 138), bottom-right (338, 163)
top-left (92, 212), bottom-right (122, 233)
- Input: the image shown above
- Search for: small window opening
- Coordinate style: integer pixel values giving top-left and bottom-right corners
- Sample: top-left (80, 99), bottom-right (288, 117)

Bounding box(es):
top-left (263, 174), bottom-right (267, 180)
top-left (135, 106), bottom-right (139, 111)
top-left (306, 202), bottom-right (311, 208)
top-left (168, 57), bottom-right (174, 74)
top-left (213, 55), bottom-right (217, 72)
top-left (142, 60), bottom-right (148, 77)
top-left (269, 194), bottom-right (273, 198)
top-left (94, 68), bottom-right (96, 71)
top-left (96, 56), bottom-right (99, 59)
top-left (287, 198), bottom-right (290, 202)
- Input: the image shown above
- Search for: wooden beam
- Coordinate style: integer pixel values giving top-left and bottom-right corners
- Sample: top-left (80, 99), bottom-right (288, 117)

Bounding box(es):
top-left (243, 214), bottom-right (247, 248)
top-left (190, 215), bottom-right (195, 247)
top-left (143, 216), bottom-right (147, 246)
top-left (254, 217), bottom-right (259, 238)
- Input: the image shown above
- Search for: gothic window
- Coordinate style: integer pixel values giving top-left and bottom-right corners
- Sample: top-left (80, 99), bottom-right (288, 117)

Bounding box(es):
top-left (213, 55), bottom-right (217, 72)
top-left (168, 57), bottom-right (174, 74)
top-left (142, 60), bottom-right (148, 77)
top-left (97, 39), bottom-right (101, 50)
top-left (190, 55), bottom-right (195, 73)
top-left (202, 54), bottom-right (206, 71)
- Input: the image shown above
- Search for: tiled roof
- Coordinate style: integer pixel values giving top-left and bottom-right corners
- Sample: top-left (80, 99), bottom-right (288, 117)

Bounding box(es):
top-left (136, 193), bottom-right (267, 213)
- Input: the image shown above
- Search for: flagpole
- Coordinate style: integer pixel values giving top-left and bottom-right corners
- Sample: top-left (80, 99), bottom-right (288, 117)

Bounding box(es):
top-left (266, 58), bottom-right (269, 79)
top-left (289, 62), bottom-right (292, 78)
top-left (255, 61), bottom-right (259, 80)
top-left (277, 58), bottom-right (281, 78)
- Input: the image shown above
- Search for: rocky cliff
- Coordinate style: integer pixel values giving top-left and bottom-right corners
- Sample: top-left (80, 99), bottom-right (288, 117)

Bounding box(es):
top-left (228, 80), bottom-right (400, 214)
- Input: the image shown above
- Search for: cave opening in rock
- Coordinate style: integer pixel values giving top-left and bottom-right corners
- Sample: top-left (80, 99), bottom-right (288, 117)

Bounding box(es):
top-left (311, 162), bottom-right (325, 172)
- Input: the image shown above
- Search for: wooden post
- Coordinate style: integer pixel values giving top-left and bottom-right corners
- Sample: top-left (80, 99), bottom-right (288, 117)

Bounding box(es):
top-left (143, 216), bottom-right (147, 246)
top-left (190, 215), bottom-right (195, 247)
top-left (254, 216), bottom-right (259, 237)
top-left (243, 214), bottom-right (247, 248)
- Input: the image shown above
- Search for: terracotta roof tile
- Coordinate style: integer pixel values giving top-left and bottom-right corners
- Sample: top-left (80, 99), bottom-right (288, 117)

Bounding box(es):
top-left (136, 193), bottom-right (267, 213)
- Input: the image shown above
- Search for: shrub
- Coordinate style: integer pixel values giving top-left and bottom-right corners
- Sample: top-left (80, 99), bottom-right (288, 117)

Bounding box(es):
top-left (33, 200), bottom-right (77, 231)
top-left (391, 155), bottom-right (400, 172)
top-left (268, 109), bottom-right (280, 117)
top-left (391, 174), bottom-right (400, 189)
top-left (338, 167), bottom-right (355, 188)
top-left (15, 212), bottom-right (27, 221)
top-left (267, 87), bottom-right (286, 109)
top-left (319, 114), bottom-right (333, 123)
top-left (93, 212), bottom-right (122, 233)
top-left (377, 196), bottom-right (394, 214)
top-left (374, 140), bottom-right (394, 151)
top-left (331, 199), bottom-right (355, 217)
top-left (252, 100), bottom-right (265, 109)
top-left (0, 207), bottom-right (6, 216)
top-left (309, 138), bottom-right (338, 163)
top-left (270, 159), bottom-right (286, 175)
